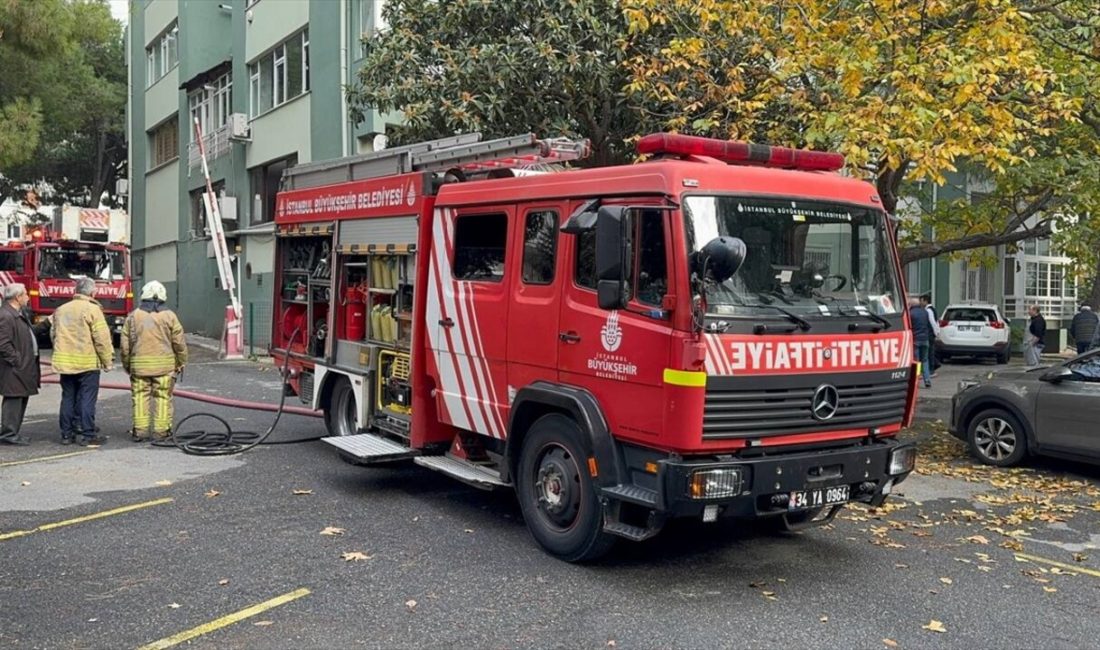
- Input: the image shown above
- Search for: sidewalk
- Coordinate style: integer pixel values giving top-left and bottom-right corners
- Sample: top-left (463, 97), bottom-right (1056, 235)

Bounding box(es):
top-left (913, 352), bottom-right (1064, 422)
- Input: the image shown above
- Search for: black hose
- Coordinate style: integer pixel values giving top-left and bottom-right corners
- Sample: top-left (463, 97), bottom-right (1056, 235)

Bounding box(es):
top-left (156, 327), bottom-right (313, 456)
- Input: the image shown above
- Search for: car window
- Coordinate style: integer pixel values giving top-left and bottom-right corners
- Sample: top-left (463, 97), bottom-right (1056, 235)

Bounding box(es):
top-left (1067, 354), bottom-right (1100, 382)
top-left (944, 308), bottom-right (998, 323)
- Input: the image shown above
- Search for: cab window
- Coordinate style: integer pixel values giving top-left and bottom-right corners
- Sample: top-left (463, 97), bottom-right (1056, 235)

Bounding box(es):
top-left (521, 210), bottom-right (557, 285)
top-left (573, 207), bottom-right (666, 305)
top-left (453, 213), bottom-right (507, 282)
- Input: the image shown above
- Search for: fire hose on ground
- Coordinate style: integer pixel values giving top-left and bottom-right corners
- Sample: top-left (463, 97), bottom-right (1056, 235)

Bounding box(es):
top-left (39, 330), bottom-right (320, 456)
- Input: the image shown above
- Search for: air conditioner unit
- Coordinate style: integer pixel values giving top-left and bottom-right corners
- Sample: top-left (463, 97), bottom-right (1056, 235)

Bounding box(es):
top-left (219, 196), bottom-right (238, 222)
top-left (229, 113), bottom-right (251, 140)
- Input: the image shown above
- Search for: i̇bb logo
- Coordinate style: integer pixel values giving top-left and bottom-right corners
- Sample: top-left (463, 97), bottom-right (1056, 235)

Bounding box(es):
top-left (600, 311), bottom-right (622, 352)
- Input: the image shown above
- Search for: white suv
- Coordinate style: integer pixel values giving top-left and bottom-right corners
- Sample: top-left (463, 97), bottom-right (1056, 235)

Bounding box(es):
top-left (934, 302), bottom-right (1011, 364)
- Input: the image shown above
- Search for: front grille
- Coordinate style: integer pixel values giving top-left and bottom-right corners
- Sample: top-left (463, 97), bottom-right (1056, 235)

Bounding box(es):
top-left (703, 374), bottom-right (908, 439)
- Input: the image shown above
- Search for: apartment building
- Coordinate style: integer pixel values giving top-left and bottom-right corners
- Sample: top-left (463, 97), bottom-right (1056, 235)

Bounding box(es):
top-left (127, 0), bottom-right (393, 344)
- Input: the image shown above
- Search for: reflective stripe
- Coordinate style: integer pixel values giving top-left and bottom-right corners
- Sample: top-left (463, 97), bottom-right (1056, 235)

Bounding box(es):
top-left (663, 368), bottom-right (708, 387)
top-left (91, 320), bottom-right (108, 331)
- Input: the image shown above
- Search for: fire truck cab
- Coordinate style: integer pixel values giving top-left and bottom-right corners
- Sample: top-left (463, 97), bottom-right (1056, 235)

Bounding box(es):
top-left (272, 133), bottom-right (918, 561)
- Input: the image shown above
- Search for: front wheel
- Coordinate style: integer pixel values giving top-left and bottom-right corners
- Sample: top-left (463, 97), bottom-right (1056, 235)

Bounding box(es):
top-left (967, 408), bottom-right (1027, 467)
top-left (516, 414), bottom-right (615, 562)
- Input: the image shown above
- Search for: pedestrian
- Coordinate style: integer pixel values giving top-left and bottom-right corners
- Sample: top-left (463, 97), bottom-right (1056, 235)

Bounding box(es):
top-left (1024, 305), bottom-right (1047, 367)
top-left (1069, 304), bottom-right (1098, 355)
top-left (51, 277), bottom-right (113, 445)
top-left (909, 297), bottom-right (932, 388)
top-left (0, 284), bottom-right (43, 445)
top-left (921, 294), bottom-right (941, 375)
top-left (120, 281), bottom-right (187, 442)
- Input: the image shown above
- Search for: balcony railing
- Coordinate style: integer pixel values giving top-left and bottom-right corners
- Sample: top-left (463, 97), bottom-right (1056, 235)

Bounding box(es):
top-left (187, 124), bottom-right (232, 172)
top-left (1004, 296), bottom-right (1078, 321)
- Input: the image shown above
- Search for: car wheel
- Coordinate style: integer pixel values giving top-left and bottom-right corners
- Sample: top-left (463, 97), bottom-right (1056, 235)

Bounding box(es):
top-left (967, 408), bottom-right (1027, 467)
top-left (996, 349), bottom-right (1010, 364)
top-left (516, 414), bottom-right (615, 562)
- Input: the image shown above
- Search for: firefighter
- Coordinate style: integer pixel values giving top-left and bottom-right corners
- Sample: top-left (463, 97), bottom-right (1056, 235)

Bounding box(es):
top-left (119, 281), bottom-right (187, 442)
top-left (51, 277), bottom-right (113, 445)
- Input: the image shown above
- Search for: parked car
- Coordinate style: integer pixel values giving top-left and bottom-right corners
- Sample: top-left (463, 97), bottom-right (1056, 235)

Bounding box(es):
top-left (935, 302), bottom-right (1011, 364)
top-left (949, 350), bottom-right (1100, 466)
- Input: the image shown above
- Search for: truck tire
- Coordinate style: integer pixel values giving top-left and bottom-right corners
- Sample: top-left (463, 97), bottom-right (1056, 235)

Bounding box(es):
top-left (967, 408), bottom-right (1027, 467)
top-left (324, 377), bottom-right (358, 438)
top-left (516, 413), bottom-right (615, 562)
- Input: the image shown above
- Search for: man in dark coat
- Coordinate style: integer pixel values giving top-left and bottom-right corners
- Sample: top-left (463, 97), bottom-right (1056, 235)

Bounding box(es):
top-left (0, 283), bottom-right (42, 445)
top-left (1069, 305), bottom-right (1099, 355)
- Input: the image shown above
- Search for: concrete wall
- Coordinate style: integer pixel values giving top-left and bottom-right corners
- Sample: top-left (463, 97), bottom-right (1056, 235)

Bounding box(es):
top-left (144, 165), bottom-right (179, 246)
top-left (144, 69), bottom-right (179, 131)
top-left (245, 0), bottom-right (309, 61)
top-left (144, 0), bottom-right (177, 46)
top-left (247, 96), bottom-right (312, 169)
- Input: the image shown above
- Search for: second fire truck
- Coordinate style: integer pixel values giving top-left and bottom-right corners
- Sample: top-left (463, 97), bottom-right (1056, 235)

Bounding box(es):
top-left (271, 133), bottom-right (918, 561)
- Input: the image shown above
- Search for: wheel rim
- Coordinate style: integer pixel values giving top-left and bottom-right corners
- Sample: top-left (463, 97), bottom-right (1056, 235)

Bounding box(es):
top-left (532, 443), bottom-right (582, 531)
top-left (974, 417), bottom-right (1016, 461)
top-left (336, 388), bottom-right (356, 436)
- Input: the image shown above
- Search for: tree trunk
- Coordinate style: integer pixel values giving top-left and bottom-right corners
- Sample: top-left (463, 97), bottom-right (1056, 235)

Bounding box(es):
top-left (1087, 254), bottom-right (1100, 310)
top-left (89, 127), bottom-right (108, 207)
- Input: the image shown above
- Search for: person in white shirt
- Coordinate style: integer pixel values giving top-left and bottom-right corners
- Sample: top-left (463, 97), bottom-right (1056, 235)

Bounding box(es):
top-left (920, 294), bottom-right (941, 376)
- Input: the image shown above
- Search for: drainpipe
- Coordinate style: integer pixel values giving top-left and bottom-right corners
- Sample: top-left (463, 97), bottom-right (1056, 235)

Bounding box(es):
top-left (340, 0), bottom-right (350, 156)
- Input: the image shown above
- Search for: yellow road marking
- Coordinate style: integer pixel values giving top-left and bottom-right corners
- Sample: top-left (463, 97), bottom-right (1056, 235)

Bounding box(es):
top-left (1015, 552), bottom-right (1100, 579)
top-left (0, 498), bottom-right (173, 541)
top-left (0, 450), bottom-right (95, 467)
top-left (137, 588), bottom-right (312, 650)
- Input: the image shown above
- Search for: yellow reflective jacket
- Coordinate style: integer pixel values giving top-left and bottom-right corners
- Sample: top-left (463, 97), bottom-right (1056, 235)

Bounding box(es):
top-left (120, 307), bottom-right (187, 377)
top-left (50, 294), bottom-right (114, 374)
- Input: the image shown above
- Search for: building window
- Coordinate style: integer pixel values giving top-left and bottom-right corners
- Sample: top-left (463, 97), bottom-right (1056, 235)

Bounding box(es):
top-left (521, 211), bottom-right (558, 285)
top-left (249, 155), bottom-right (297, 225)
top-left (190, 181), bottom-right (224, 237)
top-left (188, 73), bottom-right (232, 142)
top-left (248, 30), bottom-right (309, 117)
top-left (453, 214), bottom-right (508, 282)
top-left (146, 21), bottom-right (179, 87)
top-left (1026, 261), bottom-right (1073, 299)
top-left (1023, 238), bottom-right (1052, 257)
top-left (148, 116), bottom-right (179, 168)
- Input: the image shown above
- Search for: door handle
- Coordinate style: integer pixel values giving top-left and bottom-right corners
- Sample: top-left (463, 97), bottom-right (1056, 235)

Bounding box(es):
top-left (559, 331), bottom-right (581, 344)
top-left (439, 318), bottom-right (454, 327)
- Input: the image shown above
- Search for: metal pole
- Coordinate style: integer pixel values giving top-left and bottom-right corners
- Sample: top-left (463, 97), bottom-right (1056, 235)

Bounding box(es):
top-left (249, 302), bottom-right (254, 358)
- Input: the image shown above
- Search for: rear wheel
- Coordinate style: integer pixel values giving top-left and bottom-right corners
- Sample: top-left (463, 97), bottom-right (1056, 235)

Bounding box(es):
top-left (516, 414), bottom-right (615, 562)
top-left (967, 408), bottom-right (1027, 467)
top-left (324, 378), bottom-right (358, 438)
top-left (996, 348), bottom-right (1010, 364)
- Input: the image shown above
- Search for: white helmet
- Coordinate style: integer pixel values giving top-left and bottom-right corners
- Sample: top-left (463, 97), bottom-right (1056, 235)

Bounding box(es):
top-left (140, 280), bottom-right (167, 302)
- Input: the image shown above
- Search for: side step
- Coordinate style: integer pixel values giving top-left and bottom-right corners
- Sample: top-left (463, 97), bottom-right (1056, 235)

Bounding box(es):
top-left (603, 484), bottom-right (659, 508)
top-left (322, 433), bottom-right (419, 464)
top-left (413, 455), bottom-right (508, 490)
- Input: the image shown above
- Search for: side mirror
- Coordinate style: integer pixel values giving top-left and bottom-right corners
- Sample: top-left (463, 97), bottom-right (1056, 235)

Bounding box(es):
top-left (1040, 366), bottom-right (1074, 383)
top-left (595, 205), bottom-right (631, 310)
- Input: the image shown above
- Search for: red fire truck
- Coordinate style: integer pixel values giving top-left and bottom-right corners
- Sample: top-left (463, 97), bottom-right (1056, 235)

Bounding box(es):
top-left (272, 133), bottom-right (918, 561)
top-left (0, 208), bottom-right (133, 339)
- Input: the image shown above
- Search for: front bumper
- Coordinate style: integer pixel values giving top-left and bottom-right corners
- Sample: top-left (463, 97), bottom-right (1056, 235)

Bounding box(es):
top-left (109, 315), bottom-right (125, 333)
top-left (614, 439), bottom-right (915, 521)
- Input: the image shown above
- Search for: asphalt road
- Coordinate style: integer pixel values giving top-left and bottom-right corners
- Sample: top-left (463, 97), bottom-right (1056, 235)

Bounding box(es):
top-left (3, 350), bottom-right (1100, 649)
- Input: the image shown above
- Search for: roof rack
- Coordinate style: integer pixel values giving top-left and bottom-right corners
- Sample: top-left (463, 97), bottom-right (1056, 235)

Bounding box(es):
top-left (283, 133), bottom-right (590, 191)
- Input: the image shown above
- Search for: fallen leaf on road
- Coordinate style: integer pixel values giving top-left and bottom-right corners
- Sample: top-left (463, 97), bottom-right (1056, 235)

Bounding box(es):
top-left (819, 615), bottom-right (828, 623)
top-left (1050, 567), bottom-right (1076, 576)
top-left (883, 639), bottom-right (898, 648)
top-left (749, 581), bottom-right (766, 588)
top-left (939, 577), bottom-right (953, 585)
top-left (965, 535), bottom-right (989, 545)
top-left (218, 579), bottom-right (229, 586)
top-left (464, 528), bottom-right (474, 534)
top-left (894, 563), bottom-right (909, 569)
top-left (20, 481), bottom-right (29, 486)
top-left (607, 641), bottom-right (616, 648)
top-left (204, 489), bottom-right (220, 498)
top-left (777, 578), bottom-right (786, 583)
top-left (1073, 553), bottom-right (1089, 562)
top-left (342, 551), bottom-right (372, 561)
top-left (1043, 586), bottom-right (1057, 593)
top-left (405, 599), bottom-right (418, 610)
top-left (761, 591), bottom-right (778, 601)
top-left (320, 526), bottom-right (346, 536)
top-left (168, 603), bottom-right (181, 609)
top-left (292, 489), bottom-right (313, 495)
top-left (1000, 539), bottom-right (1024, 552)
top-left (922, 620), bottom-right (947, 633)
top-left (155, 480), bottom-right (172, 487)
top-left (88, 618), bottom-right (98, 623)
top-left (253, 620), bottom-right (273, 627)
top-left (977, 566), bottom-right (992, 572)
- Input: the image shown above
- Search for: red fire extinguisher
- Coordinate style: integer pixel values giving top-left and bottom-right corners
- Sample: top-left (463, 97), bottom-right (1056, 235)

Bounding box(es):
top-left (345, 286), bottom-right (366, 340)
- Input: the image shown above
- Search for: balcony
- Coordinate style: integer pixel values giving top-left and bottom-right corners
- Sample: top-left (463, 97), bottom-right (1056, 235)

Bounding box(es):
top-left (187, 124), bottom-right (232, 172)
top-left (1003, 296), bottom-right (1078, 321)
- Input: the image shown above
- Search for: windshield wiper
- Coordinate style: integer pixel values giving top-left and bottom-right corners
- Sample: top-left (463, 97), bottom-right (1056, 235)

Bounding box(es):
top-left (834, 304), bottom-right (892, 330)
top-left (743, 304), bottom-right (811, 331)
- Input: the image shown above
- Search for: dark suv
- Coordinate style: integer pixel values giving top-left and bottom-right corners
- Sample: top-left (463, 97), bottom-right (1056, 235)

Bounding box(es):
top-left (949, 350), bottom-right (1100, 466)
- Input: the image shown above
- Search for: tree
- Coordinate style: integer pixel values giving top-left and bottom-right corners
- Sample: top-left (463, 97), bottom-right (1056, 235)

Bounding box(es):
top-left (623, 0), bottom-right (1093, 265)
top-left (0, 0), bottom-right (127, 207)
top-left (348, 0), bottom-right (643, 166)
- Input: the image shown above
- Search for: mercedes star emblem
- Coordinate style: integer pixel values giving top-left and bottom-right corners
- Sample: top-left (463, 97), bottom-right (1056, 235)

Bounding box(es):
top-left (811, 384), bottom-right (840, 421)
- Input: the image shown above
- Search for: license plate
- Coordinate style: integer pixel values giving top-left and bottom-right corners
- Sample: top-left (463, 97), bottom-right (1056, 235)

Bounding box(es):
top-left (789, 485), bottom-right (850, 511)
top-left (959, 325), bottom-right (981, 332)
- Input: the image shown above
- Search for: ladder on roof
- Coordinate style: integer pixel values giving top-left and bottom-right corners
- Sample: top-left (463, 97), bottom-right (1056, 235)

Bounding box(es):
top-left (282, 133), bottom-right (591, 191)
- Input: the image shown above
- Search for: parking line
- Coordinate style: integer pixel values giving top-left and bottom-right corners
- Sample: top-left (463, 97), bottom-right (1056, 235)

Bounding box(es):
top-left (1015, 552), bottom-right (1100, 579)
top-left (0, 450), bottom-right (96, 467)
top-left (136, 587), bottom-right (312, 650)
top-left (0, 498), bottom-right (174, 541)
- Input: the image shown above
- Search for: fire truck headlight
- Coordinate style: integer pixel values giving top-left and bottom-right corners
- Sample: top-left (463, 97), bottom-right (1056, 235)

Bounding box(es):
top-left (688, 468), bottom-right (743, 499)
top-left (888, 445), bottom-right (917, 476)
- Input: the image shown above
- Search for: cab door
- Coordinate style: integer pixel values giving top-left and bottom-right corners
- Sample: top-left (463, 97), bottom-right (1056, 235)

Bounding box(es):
top-left (429, 207), bottom-right (512, 439)
top-left (557, 206), bottom-right (675, 444)
top-left (506, 205), bottom-right (564, 392)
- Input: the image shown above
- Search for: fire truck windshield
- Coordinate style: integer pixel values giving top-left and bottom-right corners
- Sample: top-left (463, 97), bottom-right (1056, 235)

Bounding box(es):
top-left (683, 195), bottom-right (902, 320)
top-left (38, 248), bottom-right (125, 281)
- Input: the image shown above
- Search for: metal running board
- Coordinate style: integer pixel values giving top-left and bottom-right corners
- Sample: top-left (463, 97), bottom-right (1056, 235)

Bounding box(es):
top-left (413, 455), bottom-right (508, 490)
top-left (603, 485), bottom-right (659, 508)
top-left (603, 521), bottom-right (660, 542)
top-left (322, 433), bottom-right (418, 463)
